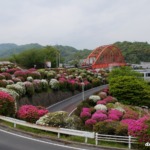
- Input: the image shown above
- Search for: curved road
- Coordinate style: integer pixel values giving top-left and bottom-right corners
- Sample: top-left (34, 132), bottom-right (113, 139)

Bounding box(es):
top-left (47, 85), bottom-right (108, 113)
top-left (0, 128), bottom-right (110, 150)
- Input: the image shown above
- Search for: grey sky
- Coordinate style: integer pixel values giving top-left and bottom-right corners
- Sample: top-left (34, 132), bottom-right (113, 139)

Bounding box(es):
top-left (0, 0), bottom-right (150, 49)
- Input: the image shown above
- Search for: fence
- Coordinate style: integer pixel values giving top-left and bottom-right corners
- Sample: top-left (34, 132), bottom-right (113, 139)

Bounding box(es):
top-left (0, 115), bottom-right (138, 149)
top-left (95, 133), bottom-right (137, 149)
top-left (0, 115), bottom-right (94, 143)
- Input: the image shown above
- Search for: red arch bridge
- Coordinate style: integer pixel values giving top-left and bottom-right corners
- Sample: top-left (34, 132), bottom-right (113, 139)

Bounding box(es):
top-left (82, 45), bottom-right (126, 69)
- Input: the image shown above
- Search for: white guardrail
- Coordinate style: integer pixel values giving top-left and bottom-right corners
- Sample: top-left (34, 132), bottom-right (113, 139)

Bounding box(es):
top-left (0, 115), bottom-right (137, 148)
top-left (95, 133), bottom-right (137, 149)
top-left (0, 115), bottom-right (94, 143)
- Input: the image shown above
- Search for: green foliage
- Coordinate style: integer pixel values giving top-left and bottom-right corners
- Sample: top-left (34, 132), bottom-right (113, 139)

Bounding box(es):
top-left (93, 121), bottom-right (120, 135)
top-left (109, 76), bottom-right (150, 107)
top-left (114, 41), bottom-right (150, 63)
top-left (9, 46), bottom-right (59, 68)
top-left (108, 66), bottom-right (142, 81)
top-left (0, 43), bottom-right (42, 58)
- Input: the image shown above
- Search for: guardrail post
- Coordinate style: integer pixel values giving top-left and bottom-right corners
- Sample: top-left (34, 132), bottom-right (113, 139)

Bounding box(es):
top-left (95, 133), bottom-right (98, 146)
top-left (128, 135), bottom-right (131, 149)
top-left (58, 132), bottom-right (60, 138)
top-left (14, 123), bottom-right (16, 128)
top-left (85, 137), bottom-right (88, 143)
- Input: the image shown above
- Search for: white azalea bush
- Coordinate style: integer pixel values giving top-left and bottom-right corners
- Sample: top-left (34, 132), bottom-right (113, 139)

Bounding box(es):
top-left (36, 111), bottom-right (68, 127)
top-left (6, 82), bottom-right (26, 97)
top-left (94, 104), bottom-right (107, 111)
top-left (89, 95), bottom-right (101, 102)
top-left (41, 79), bottom-right (48, 91)
top-left (27, 76), bottom-right (33, 82)
top-left (36, 111), bottom-right (82, 129)
top-left (49, 79), bottom-right (59, 90)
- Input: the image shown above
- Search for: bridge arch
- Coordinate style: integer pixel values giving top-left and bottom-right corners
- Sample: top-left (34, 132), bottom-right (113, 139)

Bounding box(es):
top-left (83, 45), bottom-right (126, 69)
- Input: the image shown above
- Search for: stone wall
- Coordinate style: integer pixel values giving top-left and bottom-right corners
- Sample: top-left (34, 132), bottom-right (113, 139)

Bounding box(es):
top-left (17, 90), bottom-right (80, 109)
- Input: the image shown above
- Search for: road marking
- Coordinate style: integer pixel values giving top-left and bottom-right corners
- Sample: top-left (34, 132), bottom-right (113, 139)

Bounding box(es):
top-left (0, 129), bottom-right (89, 150)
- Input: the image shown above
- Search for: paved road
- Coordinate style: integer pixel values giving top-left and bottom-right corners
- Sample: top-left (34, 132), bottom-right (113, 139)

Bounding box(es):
top-left (47, 85), bottom-right (108, 113)
top-left (0, 128), bottom-right (111, 150)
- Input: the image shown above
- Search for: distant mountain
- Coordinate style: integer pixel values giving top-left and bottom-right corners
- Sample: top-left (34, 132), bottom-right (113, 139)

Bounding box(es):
top-left (0, 43), bottom-right (43, 58)
top-left (54, 45), bottom-right (92, 63)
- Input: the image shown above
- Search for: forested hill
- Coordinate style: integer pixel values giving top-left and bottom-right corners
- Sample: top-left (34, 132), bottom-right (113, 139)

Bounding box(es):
top-left (114, 41), bottom-right (150, 63)
top-left (54, 45), bottom-right (92, 62)
top-left (0, 43), bottom-right (42, 58)
top-left (0, 42), bottom-right (150, 64)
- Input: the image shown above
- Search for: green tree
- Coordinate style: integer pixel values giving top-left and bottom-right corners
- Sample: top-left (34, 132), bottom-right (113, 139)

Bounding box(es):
top-left (109, 76), bottom-right (150, 106)
top-left (108, 66), bottom-right (142, 81)
top-left (9, 46), bottom-right (59, 68)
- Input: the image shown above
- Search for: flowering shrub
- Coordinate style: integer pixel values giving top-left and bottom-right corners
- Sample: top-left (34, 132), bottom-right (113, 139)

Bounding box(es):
top-left (17, 105), bottom-right (48, 123)
top-left (67, 79), bottom-right (78, 92)
top-left (108, 109), bottom-right (123, 119)
top-left (27, 76), bottom-right (33, 82)
top-left (98, 91), bottom-right (107, 99)
top-left (94, 104), bottom-right (107, 111)
top-left (6, 83), bottom-right (26, 97)
top-left (36, 111), bottom-right (68, 127)
top-left (80, 111), bottom-right (91, 119)
top-left (7, 68), bottom-right (20, 74)
top-left (59, 77), bottom-right (68, 90)
top-left (103, 96), bottom-right (117, 104)
top-left (46, 71), bottom-right (56, 80)
top-left (108, 114), bottom-right (120, 121)
top-left (24, 81), bottom-right (35, 96)
top-left (0, 74), bottom-right (5, 80)
top-left (92, 112), bottom-right (107, 121)
top-left (14, 70), bottom-right (27, 79)
top-left (93, 121), bottom-right (119, 135)
top-left (41, 79), bottom-right (48, 91)
top-left (49, 79), bottom-right (59, 90)
top-left (1, 72), bottom-right (12, 80)
top-left (82, 107), bottom-right (91, 112)
top-left (6, 80), bottom-right (14, 85)
top-left (0, 91), bottom-right (15, 116)
top-left (12, 77), bottom-right (21, 83)
top-left (85, 119), bottom-right (97, 128)
top-left (92, 78), bottom-right (101, 87)
top-left (128, 116), bottom-right (150, 142)
top-left (123, 107), bottom-right (139, 120)
top-left (33, 79), bottom-right (43, 92)
top-left (27, 71), bottom-right (41, 79)
top-left (0, 80), bottom-right (7, 87)
top-left (89, 95), bottom-right (101, 102)
top-left (97, 100), bottom-right (107, 105)
top-left (0, 87), bottom-right (19, 100)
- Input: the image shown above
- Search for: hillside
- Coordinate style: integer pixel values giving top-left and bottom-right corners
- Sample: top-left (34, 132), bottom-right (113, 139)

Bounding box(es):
top-left (0, 43), bottom-right (43, 58)
top-left (114, 41), bottom-right (150, 63)
top-left (0, 41), bottom-right (150, 64)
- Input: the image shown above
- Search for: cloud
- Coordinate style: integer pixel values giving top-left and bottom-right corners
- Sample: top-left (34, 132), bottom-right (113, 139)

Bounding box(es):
top-left (0, 0), bottom-right (150, 49)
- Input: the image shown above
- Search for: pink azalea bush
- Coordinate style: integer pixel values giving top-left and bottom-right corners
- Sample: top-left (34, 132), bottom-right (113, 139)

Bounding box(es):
top-left (122, 116), bottom-right (150, 142)
top-left (122, 107), bottom-right (139, 120)
top-left (85, 118), bottom-right (97, 128)
top-left (1, 72), bottom-right (12, 80)
top-left (0, 91), bottom-right (15, 116)
top-left (92, 112), bottom-right (107, 121)
top-left (17, 105), bottom-right (48, 123)
top-left (14, 70), bottom-right (27, 79)
top-left (80, 111), bottom-right (91, 119)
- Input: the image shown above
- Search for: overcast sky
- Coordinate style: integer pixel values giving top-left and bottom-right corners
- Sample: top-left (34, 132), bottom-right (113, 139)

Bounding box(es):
top-left (0, 0), bottom-right (150, 49)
